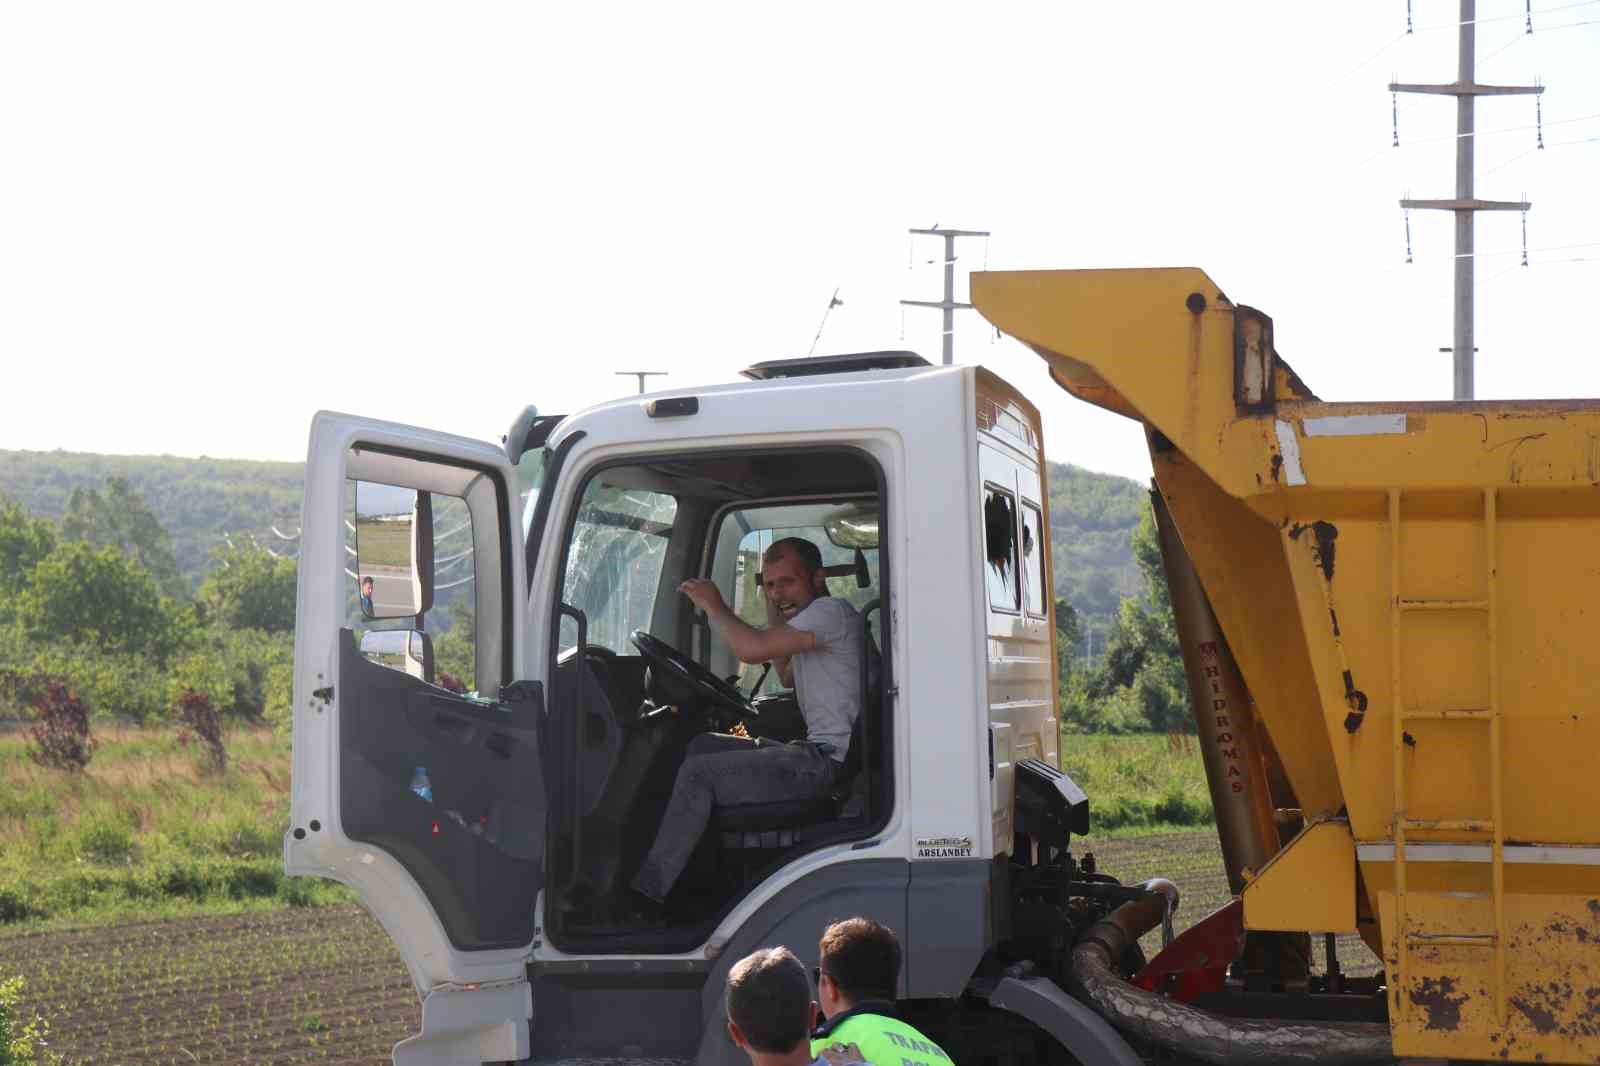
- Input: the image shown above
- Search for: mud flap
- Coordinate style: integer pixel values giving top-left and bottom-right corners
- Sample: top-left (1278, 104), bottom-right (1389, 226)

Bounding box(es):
top-left (392, 979), bottom-right (532, 1066)
top-left (985, 974), bottom-right (1142, 1066)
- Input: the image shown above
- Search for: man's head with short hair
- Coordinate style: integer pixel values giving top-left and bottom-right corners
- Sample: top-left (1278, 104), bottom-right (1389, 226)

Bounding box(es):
top-left (816, 917), bottom-right (901, 1017)
top-left (360, 575), bottom-right (374, 594)
top-left (765, 537), bottom-right (822, 575)
top-left (762, 537), bottom-right (827, 622)
top-left (725, 946), bottom-right (815, 1059)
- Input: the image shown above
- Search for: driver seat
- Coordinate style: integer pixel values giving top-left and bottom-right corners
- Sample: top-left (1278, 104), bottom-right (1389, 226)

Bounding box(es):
top-left (712, 599), bottom-right (882, 852)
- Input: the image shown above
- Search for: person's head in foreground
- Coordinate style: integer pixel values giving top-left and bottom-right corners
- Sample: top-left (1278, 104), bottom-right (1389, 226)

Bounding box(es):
top-left (815, 916), bottom-right (900, 1019)
top-left (725, 946), bottom-right (817, 1064)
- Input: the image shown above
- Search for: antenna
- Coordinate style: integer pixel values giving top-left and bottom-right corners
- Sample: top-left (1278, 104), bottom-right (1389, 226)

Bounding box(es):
top-left (900, 226), bottom-right (990, 365)
top-left (808, 288), bottom-right (844, 356)
top-left (1390, 0), bottom-right (1542, 399)
top-left (615, 371), bottom-right (668, 394)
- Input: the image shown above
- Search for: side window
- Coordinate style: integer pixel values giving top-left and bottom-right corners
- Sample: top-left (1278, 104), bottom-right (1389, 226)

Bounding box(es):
top-left (560, 483), bottom-right (678, 654)
top-left (346, 480), bottom-right (480, 694)
top-left (1021, 501), bottom-right (1046, 617)
top-left (984, 485), bottom-right (1020, 612)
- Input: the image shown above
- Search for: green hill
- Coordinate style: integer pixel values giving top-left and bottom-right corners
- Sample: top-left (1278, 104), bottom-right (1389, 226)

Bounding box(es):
top-left (1044, 461), bottom-right (1146, 653)
top-left (0, 451), bottom-right (1146, 641)
top-left (0, 451), bottom-right (303, 590)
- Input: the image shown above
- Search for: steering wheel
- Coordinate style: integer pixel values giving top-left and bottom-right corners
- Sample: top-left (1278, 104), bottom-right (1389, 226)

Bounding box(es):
top-left (630, 630), bottom-right (757, 723)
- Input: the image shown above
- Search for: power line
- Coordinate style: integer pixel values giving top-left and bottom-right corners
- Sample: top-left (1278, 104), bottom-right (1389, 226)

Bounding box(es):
top-left (1405, 239), bottom-right (1600, 261)
top-left (1486, 133), bottom-right (1600, 174)
top-left (1396, 109), bottom-right (1597, 146)
top-left (1411, 0), bottom-right (1600, 30)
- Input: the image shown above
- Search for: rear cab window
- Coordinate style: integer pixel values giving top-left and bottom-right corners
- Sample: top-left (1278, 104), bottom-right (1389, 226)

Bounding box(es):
top-left (707, 501), bottom-right (880, 694)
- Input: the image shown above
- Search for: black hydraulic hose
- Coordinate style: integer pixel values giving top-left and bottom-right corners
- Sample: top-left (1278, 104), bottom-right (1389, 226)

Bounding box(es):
top-left (1069, 880), bottom-right (1393, 1065)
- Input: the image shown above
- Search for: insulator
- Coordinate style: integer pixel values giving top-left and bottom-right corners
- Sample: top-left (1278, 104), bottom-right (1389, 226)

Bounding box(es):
top-left (1406, 0), bottom-right (1414, 34)
top-left (1392, 92), bottom-right (1401, 147)
top-left (1404, 209), bottom-right (1414, 264)
top-left (1521, 210), bottom-right (1529, 266)
top-left (1536, 94), bottom-right (1545, 149)
top-left (1525, 0), bottom-right (1533, 33)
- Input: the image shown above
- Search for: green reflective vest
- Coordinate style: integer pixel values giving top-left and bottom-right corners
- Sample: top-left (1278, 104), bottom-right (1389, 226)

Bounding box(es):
top-left (811, 1008), bottom-right (952, 1066)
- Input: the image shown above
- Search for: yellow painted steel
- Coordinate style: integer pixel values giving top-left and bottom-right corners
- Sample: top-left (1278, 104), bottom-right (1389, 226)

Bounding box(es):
top-left (1242, 819), bottom-right (1357, 934)
top-left (973, 266), bottom-right (1600, 1064)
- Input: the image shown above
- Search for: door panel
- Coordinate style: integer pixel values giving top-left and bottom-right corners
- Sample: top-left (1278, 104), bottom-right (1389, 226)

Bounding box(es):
top-left (287, 411), bottom-right (537, 999)
top-left (338, 630), bottom-right (544, 950)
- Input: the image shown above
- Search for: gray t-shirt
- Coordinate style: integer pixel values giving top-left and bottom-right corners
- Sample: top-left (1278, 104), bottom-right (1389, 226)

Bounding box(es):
top-left (787, 597), bottom-right (866, 762)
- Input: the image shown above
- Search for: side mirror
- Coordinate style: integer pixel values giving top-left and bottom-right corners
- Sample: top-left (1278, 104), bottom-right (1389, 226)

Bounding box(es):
top-left (354, 482), bottom-right (435, 619)
top-left (359, 628), bottom-right (435, 684)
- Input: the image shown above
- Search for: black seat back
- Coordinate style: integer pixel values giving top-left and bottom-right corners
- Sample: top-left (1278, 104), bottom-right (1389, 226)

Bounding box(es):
top-left (830, 599), bottom-right (882, 814)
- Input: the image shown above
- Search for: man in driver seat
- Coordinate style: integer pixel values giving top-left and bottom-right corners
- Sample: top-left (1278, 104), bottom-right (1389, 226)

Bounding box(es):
top-left (627, 537), bottom-right (867, 914)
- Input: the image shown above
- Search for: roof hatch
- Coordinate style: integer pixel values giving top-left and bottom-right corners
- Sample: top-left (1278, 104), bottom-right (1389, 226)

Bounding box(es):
top-left (739, 351), bottom-right (931, 381)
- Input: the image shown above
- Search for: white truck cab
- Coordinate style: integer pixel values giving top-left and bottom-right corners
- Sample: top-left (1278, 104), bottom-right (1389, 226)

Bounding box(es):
top-left (286, 353), bottom-right (1100, 1065)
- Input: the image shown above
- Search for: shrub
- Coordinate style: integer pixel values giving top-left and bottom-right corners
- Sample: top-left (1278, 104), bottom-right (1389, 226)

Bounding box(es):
top-left (25, 680), bottom-right (97, 772)
top-left (173, 689), bottom-right (226, 773)
top-left (0, 976), bottom-right (61, 1066)
top-left (75, 815), bottom-right (137, 865)
top-left (263, 660), bottom-right (294, 735)
top-left (15, 541), bottom-right (174, 655)
top-left (0, 889), bottom-right (37, 925)
top-left (1, 630), bottom-right (172, 724)
top-left (196, 543), bottom-right (297, 633)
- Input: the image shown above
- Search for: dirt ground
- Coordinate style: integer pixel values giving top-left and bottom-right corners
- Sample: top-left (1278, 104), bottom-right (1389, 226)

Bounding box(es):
top-left (2, 904), bottom-right (415, 1064)
top-left (2, 830), bottom-right (1378, 1064)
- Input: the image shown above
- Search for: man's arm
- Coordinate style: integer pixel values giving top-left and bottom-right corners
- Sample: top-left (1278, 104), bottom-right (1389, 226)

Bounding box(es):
top-left (679, 579), bottom-right (816, 665)
top-left (766, 593), bottom-right (795, 686)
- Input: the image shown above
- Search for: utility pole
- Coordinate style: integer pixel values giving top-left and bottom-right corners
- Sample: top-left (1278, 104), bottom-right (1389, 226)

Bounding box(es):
top-left (900, 226), bottom-right (989, 365)
top-left (615, 371), bottom-right (667, 394)
top-left (1391, 0), bottom-right (1540, 400)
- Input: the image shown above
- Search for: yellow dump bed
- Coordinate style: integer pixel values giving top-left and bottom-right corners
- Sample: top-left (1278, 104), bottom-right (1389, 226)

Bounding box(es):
top-left (973, 267), bottom-right (1600, 1063)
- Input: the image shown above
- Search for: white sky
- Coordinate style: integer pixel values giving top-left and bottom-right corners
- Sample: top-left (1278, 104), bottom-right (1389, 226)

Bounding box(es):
top-left (2, 2), bottom-right (1596, 483)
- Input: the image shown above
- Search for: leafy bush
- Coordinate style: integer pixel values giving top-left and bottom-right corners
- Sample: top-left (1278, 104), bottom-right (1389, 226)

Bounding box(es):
top-left (197, 544), bottom-right (297, 632)
top-left (174, 690), bottom-right (226, 773)
top-left (0, 497), bottom-right (56, 612)
top-left (25, 680), bottom-right (97, 772)
top-left (75, 813), bottom-right (138, 864)
top-left (263, 660), bottom-right (295, 734)
top-left (0, 976), bottom-right (60, 1066)
top-left (0, 636), bottom-right (172, 724)
top-left (15, 541), bottom-right (178, 655)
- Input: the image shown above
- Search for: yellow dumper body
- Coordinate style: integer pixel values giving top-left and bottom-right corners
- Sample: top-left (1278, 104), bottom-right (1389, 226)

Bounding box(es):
top-left (973, 267), bottom-right (1600, 1063)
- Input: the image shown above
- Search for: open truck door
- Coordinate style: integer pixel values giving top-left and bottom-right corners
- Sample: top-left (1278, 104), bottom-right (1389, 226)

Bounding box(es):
top-left (286, 412), bottom-right (540, 1065)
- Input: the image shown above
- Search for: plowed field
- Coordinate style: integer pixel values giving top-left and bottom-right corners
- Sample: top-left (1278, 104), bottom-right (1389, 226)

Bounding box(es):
top-left (1, 904), bottom-right (416, 1064)
top-left (1, 830), bottom-right (1376, 1063)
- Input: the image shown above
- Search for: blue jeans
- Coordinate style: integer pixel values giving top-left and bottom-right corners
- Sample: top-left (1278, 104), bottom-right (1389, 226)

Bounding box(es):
top-left (631, 732), bottom-right (837, 903)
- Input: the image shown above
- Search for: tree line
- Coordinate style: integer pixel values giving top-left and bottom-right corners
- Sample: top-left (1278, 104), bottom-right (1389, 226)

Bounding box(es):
top-left (2, 464), bottom-right (1189, 738)
top-left (0, 481), bottom-right (297, 736)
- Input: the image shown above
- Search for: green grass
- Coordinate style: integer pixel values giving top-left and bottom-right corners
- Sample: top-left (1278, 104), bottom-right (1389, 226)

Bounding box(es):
top-left (354, 518), bottom-right (411, 568)
top-left (0, 724), bottom-right (351, 928)
top-left (0, 721), bottom-right (1213, 931)
top-left (1060, 732), bottom-right (1215, 834)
